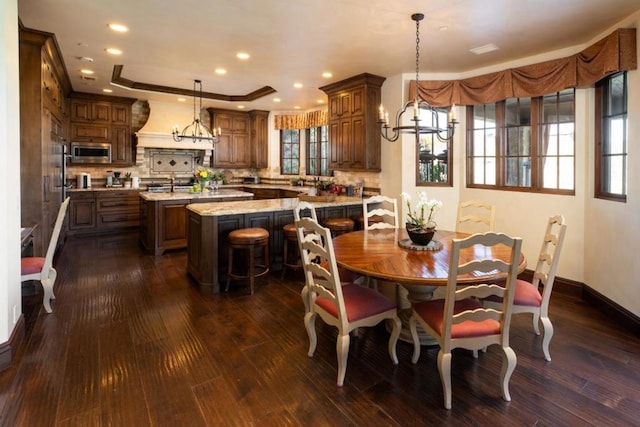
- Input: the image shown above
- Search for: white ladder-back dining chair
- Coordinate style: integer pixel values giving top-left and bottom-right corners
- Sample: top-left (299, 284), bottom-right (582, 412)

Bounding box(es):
top-left (21, 197), bottom-right (70, 313)
top-left (456, 200), bottom-right (496, 234)
top-left (362, 195), bottom-right (398, 230)
top-left (296, 216), bottom-right (401, 386)
top-left (409, 231), bottom-right (522, 409)
top-left (483, 215), bottom-right (567, 361)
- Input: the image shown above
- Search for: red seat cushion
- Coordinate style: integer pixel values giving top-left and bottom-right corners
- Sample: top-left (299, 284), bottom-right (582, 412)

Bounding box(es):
top-left (484, 279), bottom-right (543, 307)
top-left (316, 284), bottom-right (396, 322)
top-left (21, 257), bottom-right (45, 275)
top-left (413, 298), bottom-right (500, 338)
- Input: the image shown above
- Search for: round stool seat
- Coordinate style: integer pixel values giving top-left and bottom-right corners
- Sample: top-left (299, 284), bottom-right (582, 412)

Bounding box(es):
top-left (227, 227), bottom-right (270, 295)
top-left (324, 217), bottom-right (355, 234)
top-left (283, 223), bottom-right (298, 240)
top-left (229, 227), bottom-right (269, 245)
top-left (355, 214), bottom-right (383, 230)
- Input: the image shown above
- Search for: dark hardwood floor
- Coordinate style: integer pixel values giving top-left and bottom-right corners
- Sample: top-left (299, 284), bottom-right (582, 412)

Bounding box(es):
top-left (1, 231), bottom-right (639, 426)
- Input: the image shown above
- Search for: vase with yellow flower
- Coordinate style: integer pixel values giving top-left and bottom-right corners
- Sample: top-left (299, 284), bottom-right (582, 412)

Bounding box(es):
top-left (193, 166), bottom-right (213, 193)
top-left (400, 191), bottom-right (442, 246)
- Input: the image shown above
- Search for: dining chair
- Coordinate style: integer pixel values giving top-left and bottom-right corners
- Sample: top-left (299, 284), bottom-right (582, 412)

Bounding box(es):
top-left (409, 231), bottom-right (522, 409)
top-left (362, 195), bottom-right (398, 230)
top-left (483, 215), bottom-right (567, 361)
top-left (456, 200), bottom-right (496, 234)
top-left (296, 216), bottom-right (401, 386)
top-left (21, 197), bottom-right (70, 313)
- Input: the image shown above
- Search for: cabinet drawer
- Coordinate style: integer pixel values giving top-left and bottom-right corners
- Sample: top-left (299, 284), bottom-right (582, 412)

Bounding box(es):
top-left (71, 123), bottom-right (110, 141)
top-left (97, 212), bottom-right (140, 228)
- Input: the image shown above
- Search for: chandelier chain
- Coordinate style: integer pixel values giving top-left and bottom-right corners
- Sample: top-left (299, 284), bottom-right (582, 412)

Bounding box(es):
top-left (415, 17), bottom-right (420, 99)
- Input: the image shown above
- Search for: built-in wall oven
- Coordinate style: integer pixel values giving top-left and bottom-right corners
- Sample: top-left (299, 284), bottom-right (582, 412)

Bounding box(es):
top-left (70, 142), bottom-right (112, 164)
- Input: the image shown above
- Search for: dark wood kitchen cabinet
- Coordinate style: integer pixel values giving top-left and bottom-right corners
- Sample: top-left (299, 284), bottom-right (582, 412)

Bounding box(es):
top-left (208, 108), bottom-right (251, 168)
top-left (68, 190), bottom-right (140, 235)
top-left (96, 191), bottom-right (140, 229)
top-left (320, 73), bottom-right (385, 172)
top-left (68, 192), bottom-right (96, 233)
top-left (69, 93), bottom-right (136, 165)
top-left (249, 110), bottom-right (269, 168)
top-left (19, 27), bottom-right (72, 256)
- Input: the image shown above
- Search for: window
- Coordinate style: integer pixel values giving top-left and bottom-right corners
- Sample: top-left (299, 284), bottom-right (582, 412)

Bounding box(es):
top-left (467, 89), bottom-right (575, 193)
top-left (596, 72), bottom-right (627, 202)
top-left (280, 129), bottom-right (300, 175)
top-left (306, 126), bottom-right (329, 176)
top-left (416, 108), bottom-right (453, 186)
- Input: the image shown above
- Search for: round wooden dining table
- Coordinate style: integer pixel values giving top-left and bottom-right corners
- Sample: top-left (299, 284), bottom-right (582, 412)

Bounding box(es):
top-left (332, 228), bottom-right (526, 286)
top-left (332, 228), bottom-right (526, 344)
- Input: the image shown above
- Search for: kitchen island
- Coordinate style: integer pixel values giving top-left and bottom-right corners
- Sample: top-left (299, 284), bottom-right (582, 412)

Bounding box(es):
top-left (186, 196), bottom-right (364, 293)
top-left (139, 189), bottom-right (254, 255)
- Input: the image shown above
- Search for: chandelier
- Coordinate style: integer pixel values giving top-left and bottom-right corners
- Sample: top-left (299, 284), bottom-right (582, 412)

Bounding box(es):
top-left (378, 13), bottom-right (457, 143)
top-left (171, 79), bottom-right (221, 144)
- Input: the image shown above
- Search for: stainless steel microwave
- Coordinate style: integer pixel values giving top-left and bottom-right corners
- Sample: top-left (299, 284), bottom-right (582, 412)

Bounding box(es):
top-left (70, 142), bottom-right (112, 164)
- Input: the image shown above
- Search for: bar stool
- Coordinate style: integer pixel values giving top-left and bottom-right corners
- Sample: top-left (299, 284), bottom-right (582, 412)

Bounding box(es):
top-left (324, 217), bottom-right (355, 237)
top-left (281, 222), bottom-right (304, 279)
top-left (354, 214), bottom-right (383, 231)
top-left (226, 227), bottom-right (270, 295)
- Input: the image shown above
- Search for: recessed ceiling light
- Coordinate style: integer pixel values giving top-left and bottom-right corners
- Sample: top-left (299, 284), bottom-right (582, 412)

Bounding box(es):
top-left (237, 105), bottom-right (245, 109)
top-left (105, 48), bottom-right (122, 55)
top-left (470, 43), bottom-right (499, 55)
top-left (80, 69), bottom-right (94, 75)
top-left (317, 99), bottom-right (324, 104)
top-left (102, 88), bottom-right (113, 93)
top-left (439, 26), bottom-right (448, 31)
top-left (322, 72), bottom-right (333, 78)
top-left (177, 97), bottom-right (186, 102)
top-left (78, 56), bottom-right (94, 62)
top-left (214, 68), bottom-right (227, 75)
top-left (294, 106), bottom-right (301, 110)
top-left (273, 98), bottom-right (281, 103)
top-left (108, 23), bottom-right (129, 33)
top-left (236, 52), bottom-right (250, 60)
top-left (293, 83), bottom-right (303, 89)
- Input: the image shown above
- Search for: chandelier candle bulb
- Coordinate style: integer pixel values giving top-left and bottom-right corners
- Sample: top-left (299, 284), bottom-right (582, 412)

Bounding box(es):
top-left (379, 104), bottom-right (385, 120)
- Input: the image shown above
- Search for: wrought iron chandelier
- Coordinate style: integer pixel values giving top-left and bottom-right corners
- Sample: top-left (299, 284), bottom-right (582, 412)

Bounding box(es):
top-left (171, 79), bottom-right (221, 144)
top-left (378, 13), bottom-right (457, 143)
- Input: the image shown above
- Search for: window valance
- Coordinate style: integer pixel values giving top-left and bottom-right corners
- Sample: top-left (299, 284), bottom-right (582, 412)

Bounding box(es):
top-left (410, 28), bottom-right (637, 106)
top-left (274, 109), bottom-right (328, 130)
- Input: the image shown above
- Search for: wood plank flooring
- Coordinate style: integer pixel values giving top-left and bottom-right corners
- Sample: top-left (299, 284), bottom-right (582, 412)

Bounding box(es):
top-left (1, 231), bottom-right (639, 426)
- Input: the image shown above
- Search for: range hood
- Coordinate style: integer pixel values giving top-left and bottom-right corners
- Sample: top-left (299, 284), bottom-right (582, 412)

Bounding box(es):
top-left (136, 99), bottom-right (215, 150)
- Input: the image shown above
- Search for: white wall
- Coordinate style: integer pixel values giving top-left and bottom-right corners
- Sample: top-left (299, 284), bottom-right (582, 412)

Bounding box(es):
top-left (1, 0), bottom-right (22, 345)
top-left (584, 12), bottom-right (640, 315)
top-left (381, 12), bottom-right (640, 316)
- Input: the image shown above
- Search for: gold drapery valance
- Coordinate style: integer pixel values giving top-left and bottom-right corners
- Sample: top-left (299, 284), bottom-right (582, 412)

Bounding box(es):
top-left (273, 109), bottom-right (328, 130)
top-left (409, 28), bottom-right (637, 106)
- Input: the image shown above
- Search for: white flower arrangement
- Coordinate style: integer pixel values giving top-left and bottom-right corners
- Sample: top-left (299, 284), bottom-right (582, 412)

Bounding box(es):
top-left (400, 191), bottom-right (443, 231)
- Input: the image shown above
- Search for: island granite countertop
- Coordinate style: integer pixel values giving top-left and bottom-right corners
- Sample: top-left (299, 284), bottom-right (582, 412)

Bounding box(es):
top-left (139, 189), bottom-right (254, 201)
top-left (186, 196), bottom-right (362, 216)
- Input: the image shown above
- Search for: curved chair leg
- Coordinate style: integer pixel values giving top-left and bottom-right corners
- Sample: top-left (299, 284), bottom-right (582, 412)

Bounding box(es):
top-left (500, 346), bottom-right (517, 402)
top-left (532, 311), bottom-right (541, 335)
top-left (388, 317), bottom-right (401, 365)
top-left (438, 350), bottom-right (452, 410)
top-left (540, 316), bottom-right (554, 362)
top-left (409, 316), bottom-right (421, 364)
top-left (336, 332), bottom-right (350, 386)
top-left (304, 311), bottom-right (317, 357)
top-left (49, 267), bottom-right (57, 300)
top-left (41, 278), bottom-right (53, 314)
top-left (300, 285), bottom-right (309, 313)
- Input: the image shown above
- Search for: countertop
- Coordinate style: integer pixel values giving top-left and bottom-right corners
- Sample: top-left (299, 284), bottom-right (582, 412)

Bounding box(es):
top-left (68, 184), bottom-right (311, 193)
top-left (139, 189), bottom-right (254, 201)
top-left (186, 196), bottom-right (363, 217)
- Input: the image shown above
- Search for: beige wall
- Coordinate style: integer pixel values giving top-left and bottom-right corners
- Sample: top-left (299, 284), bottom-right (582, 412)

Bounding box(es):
top-left (1, 0), bottom-right (22, 343)
top-left (382, 11), bottom-right (640, 316)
